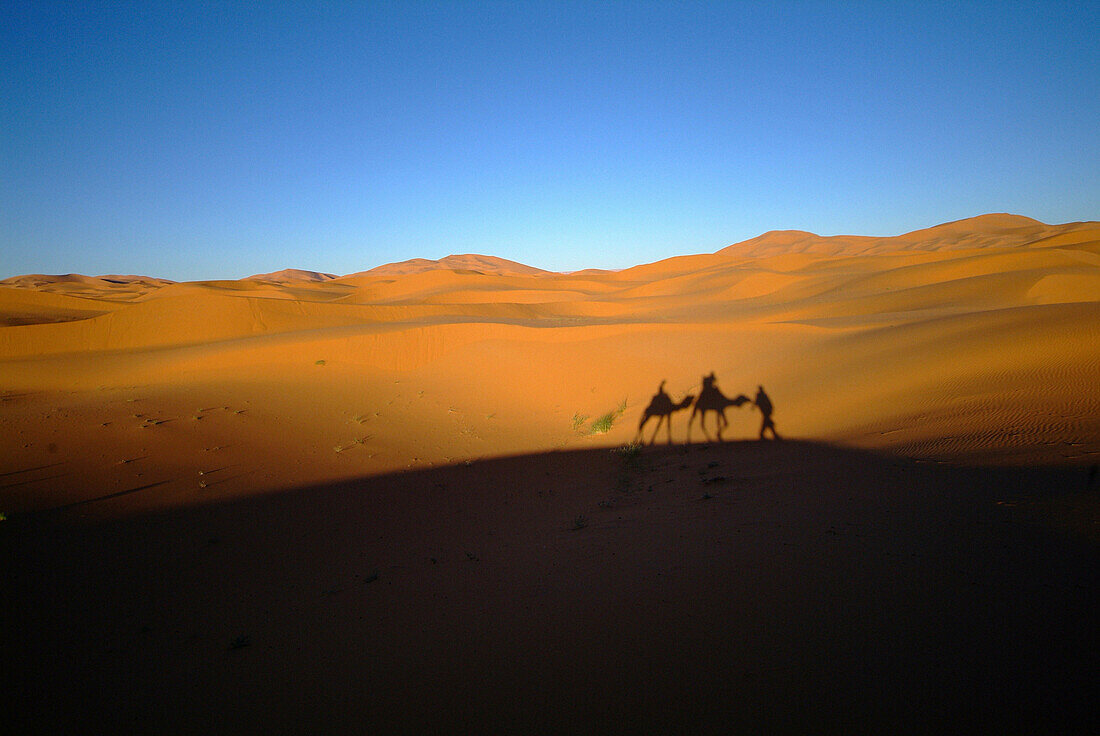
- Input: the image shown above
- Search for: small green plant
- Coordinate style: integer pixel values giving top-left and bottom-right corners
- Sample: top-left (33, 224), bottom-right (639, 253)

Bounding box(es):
top-left (571, 413), bottom-right (589, 432)
top-left (589, 412), bottom-right (615, 435)
top-left (0, 511), bottom-right (7, 522)
top-left (573, 515), bottom-right (588, 530)
top-left (315, 359), bottom-right (326, 366)
top-left (586, 398), bottom-right (628, 435)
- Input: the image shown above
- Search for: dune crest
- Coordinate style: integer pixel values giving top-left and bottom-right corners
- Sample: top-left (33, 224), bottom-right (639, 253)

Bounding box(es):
top-left (249, 268), bottom-right (338, 283)
top-left (356, 253), bottom-right (550, 277)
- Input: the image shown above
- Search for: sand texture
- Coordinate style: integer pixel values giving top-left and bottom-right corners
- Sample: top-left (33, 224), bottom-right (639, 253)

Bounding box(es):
top-left (3, 213), bottom-right (1099, 732)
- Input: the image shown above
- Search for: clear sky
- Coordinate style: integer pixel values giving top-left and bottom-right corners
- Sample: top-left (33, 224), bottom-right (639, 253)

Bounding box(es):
top-left (2, 1), bottom-right (1098, 280)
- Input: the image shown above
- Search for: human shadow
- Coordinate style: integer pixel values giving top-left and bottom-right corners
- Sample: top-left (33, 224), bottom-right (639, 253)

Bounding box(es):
top-left (686, 372), bottom-right (750, 443)
top-left (754, 384), bottom-right (781, 440)
top-left (635, 380), bottom-right (695, 445)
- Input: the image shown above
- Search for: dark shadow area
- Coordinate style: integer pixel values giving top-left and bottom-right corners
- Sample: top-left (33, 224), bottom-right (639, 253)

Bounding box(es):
top-left (3, 441), bottom-right (1097, 735)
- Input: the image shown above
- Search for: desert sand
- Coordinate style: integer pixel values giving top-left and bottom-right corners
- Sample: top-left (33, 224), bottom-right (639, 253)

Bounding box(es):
top-left (3, 214), bottom-right (1098, 733)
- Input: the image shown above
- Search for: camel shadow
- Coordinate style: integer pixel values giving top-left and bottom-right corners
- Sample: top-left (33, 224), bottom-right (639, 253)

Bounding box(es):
top-left (687, 372), bottom-right (750, 443)
top-left (635, 381), bottom-right (694, 445)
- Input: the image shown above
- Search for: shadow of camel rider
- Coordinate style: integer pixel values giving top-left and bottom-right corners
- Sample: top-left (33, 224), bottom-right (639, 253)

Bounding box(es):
top-left (687, 372), bottom-right (750, 443)
top-left (636, 380), bottom-right (695, 445)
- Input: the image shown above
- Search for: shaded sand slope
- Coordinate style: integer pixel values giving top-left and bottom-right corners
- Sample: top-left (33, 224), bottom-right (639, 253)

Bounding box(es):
top-left (4, 443), bottom-right (1097, 733)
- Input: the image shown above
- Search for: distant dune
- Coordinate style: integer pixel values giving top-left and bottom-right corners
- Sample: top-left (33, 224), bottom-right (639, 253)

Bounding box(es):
top-left (249, 268), bottom-right (338, 282)
top-left (355, 253), bottom-right (551, 277)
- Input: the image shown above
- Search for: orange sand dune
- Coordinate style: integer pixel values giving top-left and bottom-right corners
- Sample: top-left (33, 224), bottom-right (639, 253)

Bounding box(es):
top-left (0, 287), bottom-right (121, 326)
top-left (0, 273), bottom-right (172, 303)
top-left (3, 214), bottom-right (1099, 733)
top-left (357, 252), bottom-right (550, 277)
top-left (2, 214), bottom-right (1098, 511)
top-left (249, 268), bottom-right (338, 282)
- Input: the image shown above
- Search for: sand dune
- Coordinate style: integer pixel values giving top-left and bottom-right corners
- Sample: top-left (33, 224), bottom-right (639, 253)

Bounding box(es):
top-left (2, 214), bottom-right (1098, 495)
top-left (249, 268), bottom-right (338, 282)
top-left (2, 214), bottom-right (1098, 732)
top-left (0, 287), bottom-right (119, 326)
top-left (358, 253), bottom-right (551, 277)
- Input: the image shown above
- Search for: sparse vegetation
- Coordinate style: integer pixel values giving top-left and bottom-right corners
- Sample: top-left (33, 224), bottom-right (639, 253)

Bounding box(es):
top-left (571, 413), bottom-right (589, 431)
top-left (573, 515), bottom-right (588, 530)
top-left (315, 359), bottom-right (326, 366)
top-left (334, 435), bottom-right (372, 453)
top-left (613, 441), bottom-right (643, 460)
top-left (589, 412), bottom-right (616, 435)
top-left (585, 398), bottom-right (629, 435)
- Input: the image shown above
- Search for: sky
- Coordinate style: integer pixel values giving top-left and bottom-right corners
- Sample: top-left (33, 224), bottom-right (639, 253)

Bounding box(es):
top-left (2, 1), bottom-right (1098, 280)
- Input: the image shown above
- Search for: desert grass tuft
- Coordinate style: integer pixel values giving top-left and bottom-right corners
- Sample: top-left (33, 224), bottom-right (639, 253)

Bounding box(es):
top-left (589, 412), bottom-right (616, 434)
top-left (588, 399), bottom-right (628, 435)
top-left (613, 441), bottom-right (643, 460)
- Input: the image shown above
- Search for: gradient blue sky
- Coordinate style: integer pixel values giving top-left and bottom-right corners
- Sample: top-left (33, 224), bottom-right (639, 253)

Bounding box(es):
top-left (3, 1), bottom-right (1097, 280)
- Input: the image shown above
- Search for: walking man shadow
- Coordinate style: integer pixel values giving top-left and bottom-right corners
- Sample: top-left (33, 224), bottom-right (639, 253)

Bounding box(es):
top-left (754, 385), bottom-right (781, 440)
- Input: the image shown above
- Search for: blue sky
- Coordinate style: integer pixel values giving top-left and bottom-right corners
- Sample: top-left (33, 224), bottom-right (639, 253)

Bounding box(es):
top-left (2, 1), bottom-right (1097, 280)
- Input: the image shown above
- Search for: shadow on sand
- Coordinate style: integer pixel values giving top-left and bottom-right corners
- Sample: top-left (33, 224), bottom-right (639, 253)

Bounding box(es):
top-left (637, 374), bottom-right (779, 445)
top-left (4, 441), bottom-right (1097, 734)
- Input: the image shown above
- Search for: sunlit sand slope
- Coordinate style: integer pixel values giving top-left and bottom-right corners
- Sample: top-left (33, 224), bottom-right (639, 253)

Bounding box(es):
top-left (1, 214), bottom-right (1098, 515)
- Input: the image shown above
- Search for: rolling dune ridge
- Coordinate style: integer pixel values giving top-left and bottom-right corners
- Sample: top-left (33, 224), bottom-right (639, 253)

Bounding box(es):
top-left (3, 213), bottom-right (1097, 505)
top-left (3, 214), bottom-right (1098, 733)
